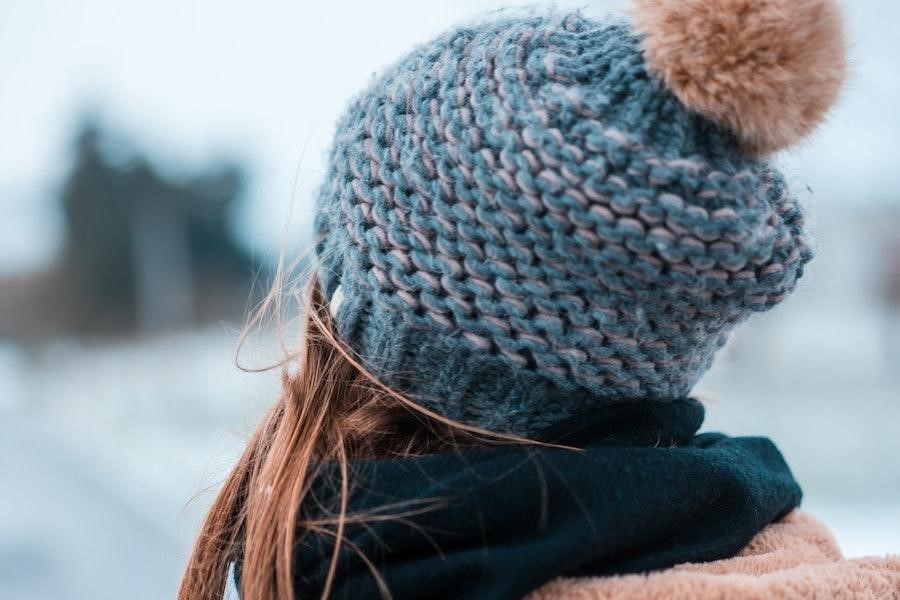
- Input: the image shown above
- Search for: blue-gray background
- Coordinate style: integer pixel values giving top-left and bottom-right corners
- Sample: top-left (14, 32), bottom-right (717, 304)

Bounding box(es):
top-left (1, 1), bottom-right (898, 598)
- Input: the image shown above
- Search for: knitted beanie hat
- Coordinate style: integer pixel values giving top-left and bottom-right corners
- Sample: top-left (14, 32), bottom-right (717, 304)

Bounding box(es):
top-left (314, 0), bottom-right (846, 435)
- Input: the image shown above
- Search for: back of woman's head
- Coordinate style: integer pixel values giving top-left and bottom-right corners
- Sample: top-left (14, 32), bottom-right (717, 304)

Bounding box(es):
top-left (180, 1), bottom-right (846, 597)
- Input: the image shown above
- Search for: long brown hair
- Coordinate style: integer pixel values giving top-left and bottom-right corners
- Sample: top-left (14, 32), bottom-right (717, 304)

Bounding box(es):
top-left (178, 274), bottom-right (524, 600)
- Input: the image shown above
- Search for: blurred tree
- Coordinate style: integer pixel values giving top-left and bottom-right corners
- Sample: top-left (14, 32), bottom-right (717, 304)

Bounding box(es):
top-left (0, 116), bottom-right (262, 342)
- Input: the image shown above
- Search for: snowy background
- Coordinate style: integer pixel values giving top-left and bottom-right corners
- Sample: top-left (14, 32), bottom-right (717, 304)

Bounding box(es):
top-left (1, 1), bottom-right (899, 598)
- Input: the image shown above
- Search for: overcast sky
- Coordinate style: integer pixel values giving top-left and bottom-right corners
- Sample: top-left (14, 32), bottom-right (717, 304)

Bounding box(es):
top-left (2, 0), bottom-right (898, 275)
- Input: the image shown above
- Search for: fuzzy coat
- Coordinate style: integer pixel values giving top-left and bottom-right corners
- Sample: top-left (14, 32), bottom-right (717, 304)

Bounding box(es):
top-left (531, 511), bottom-right (900, 599)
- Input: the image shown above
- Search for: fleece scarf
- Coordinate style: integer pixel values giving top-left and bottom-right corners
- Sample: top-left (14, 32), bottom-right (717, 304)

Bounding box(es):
top-left (531, 511), bottom-right (900, 599)
top-left (240, 398), bottom-right (803, 599)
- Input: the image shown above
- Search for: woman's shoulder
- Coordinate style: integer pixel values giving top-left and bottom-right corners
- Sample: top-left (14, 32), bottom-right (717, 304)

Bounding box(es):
top-left (528, 511), bottom-right (900, 599)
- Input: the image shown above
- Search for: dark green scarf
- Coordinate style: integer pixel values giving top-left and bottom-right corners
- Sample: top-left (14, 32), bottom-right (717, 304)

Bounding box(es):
top-left (240, 399), bottom-right (801, 599)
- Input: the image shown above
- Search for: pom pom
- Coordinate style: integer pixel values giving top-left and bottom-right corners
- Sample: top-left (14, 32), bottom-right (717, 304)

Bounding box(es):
top-left (633, 0), bottom-right (847, 154)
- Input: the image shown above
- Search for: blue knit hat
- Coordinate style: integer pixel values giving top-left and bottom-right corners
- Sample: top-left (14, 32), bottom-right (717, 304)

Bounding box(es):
top-left (314, 1), bottom-right (846, 435)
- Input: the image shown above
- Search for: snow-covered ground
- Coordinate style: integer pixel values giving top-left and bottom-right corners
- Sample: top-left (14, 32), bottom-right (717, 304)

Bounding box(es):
top-left (0, 329), bottom-right (279, 599)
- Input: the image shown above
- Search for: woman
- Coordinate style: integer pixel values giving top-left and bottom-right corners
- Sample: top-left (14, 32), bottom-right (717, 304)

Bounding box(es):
top-left (180, 0), bottom-right (899, 598)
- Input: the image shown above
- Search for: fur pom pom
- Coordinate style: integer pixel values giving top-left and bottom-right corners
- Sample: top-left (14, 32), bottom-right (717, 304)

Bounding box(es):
top-left (633, 0), bottom-right (847, 154)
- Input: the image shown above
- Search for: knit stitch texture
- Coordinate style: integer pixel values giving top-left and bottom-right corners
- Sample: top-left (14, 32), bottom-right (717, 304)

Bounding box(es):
top-left (314, 12), bottom-right (811, 435)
